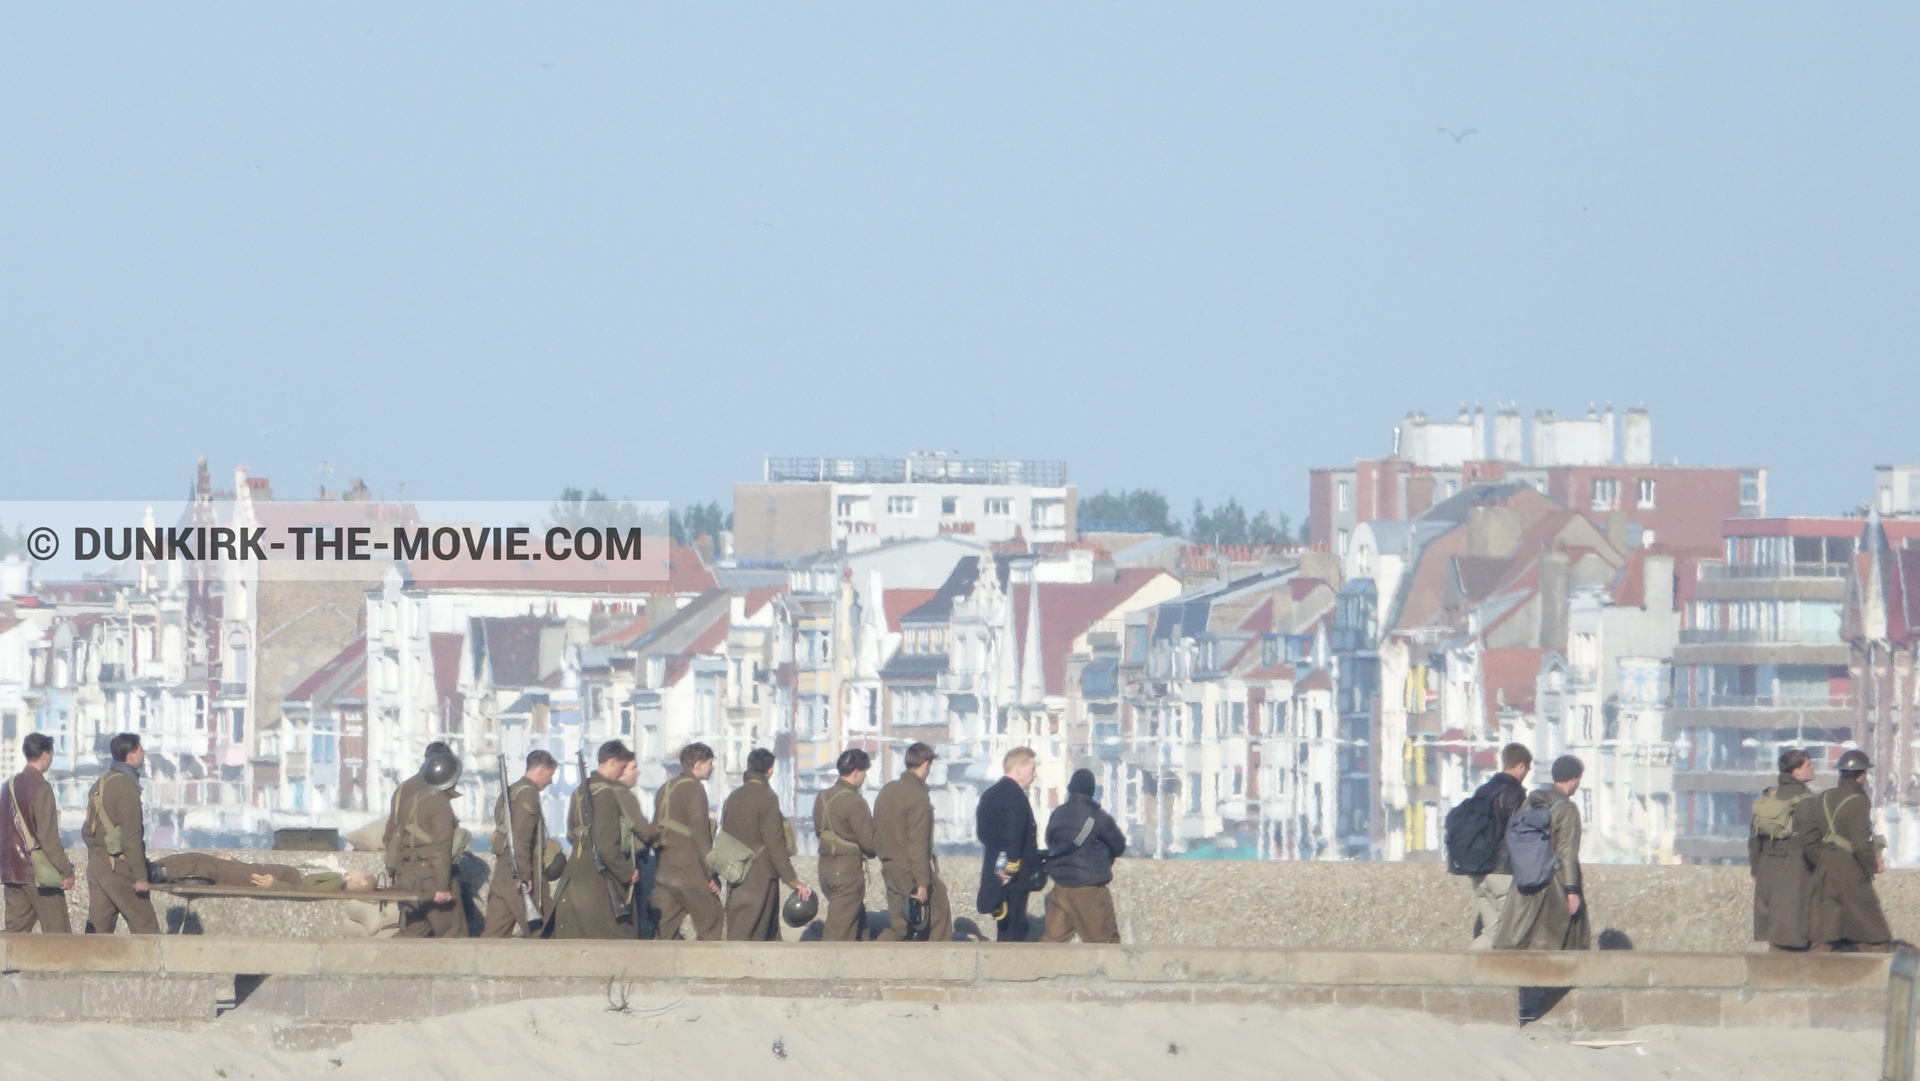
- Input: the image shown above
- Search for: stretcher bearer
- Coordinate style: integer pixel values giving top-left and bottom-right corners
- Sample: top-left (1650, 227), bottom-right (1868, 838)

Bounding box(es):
top-left (84, 733), bottom-right (158, 934)
top-left (384, 751), bottom-right (467, 938)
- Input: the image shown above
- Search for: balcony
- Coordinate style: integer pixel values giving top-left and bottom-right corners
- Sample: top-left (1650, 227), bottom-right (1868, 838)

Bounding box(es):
top-left (1698, 562), bottom-right (1850, 580)
top-left (1677, 628), bottom-right (1842, 646)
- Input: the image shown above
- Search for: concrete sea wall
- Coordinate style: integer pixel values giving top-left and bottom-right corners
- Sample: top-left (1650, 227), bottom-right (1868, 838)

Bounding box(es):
top-left (0, 936), bottom-right (1894, 1046)
top-left (74, 850), bottom-right (1920, 952)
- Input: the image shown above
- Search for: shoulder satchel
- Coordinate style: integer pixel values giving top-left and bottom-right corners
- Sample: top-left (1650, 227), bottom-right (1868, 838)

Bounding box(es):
top-left (88, 776), bottom-right (124, 858)
top-left (817, 788), bottom-right (859, 855)
top-left (8, 777), bottom-right (64, 890)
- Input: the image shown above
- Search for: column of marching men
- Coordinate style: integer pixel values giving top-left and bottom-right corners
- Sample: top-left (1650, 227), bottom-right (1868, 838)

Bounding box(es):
top-left (0, 730), bottom-right (1130, 945)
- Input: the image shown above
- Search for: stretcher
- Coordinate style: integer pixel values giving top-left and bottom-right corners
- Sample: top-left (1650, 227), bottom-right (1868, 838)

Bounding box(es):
top-left (151, 884), bottom-right (433, 903)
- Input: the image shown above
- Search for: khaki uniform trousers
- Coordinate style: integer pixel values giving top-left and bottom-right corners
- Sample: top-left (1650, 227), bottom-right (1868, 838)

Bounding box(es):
top-left (817, 853), bottom-right (867, 941)
top-left (654, 853), bottom-right (724, 941)
top-left (85, 855), bottom-right (158, 935)
top-left (480, 885), bottom-right (538, 938)
top-left (876, 860), bottom-right (951, 942)
top-left (1041, 884), bottom-right (1119, 944)
top-left (726, 859), bottom-right (784, 941)
top-left (1469, 872), bottom-right (1512, 951)
top-left (4, 884), bottom-right (71, 933)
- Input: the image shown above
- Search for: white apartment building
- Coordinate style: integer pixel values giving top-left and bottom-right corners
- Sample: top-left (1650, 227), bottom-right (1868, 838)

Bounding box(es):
top-left (733, 453), bottom-right (1075, 557)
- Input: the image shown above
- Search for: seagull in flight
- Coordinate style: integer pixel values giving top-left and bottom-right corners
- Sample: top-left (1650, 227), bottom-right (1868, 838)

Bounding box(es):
top-left (1438, 127), bottom-right (1480, 143)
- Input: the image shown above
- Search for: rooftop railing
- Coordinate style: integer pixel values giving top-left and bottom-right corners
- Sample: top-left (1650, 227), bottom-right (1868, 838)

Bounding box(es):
top-left (765, 456), bottom-right (1068, 487)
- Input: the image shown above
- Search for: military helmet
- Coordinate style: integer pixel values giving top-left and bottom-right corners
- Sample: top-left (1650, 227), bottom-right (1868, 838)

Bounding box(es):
top-left (1837, 749), bottom-right (1873, 772)
top-left (421, 752), bottom-right (463, 792)
top-left (782, 889), bottom-right (819, 928)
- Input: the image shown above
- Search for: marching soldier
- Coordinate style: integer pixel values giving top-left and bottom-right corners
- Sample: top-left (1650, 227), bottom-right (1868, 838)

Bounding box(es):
top-left (874, 742), bottom-right (950, 942)
top-left (1749, 748), bottom-right (1819, 951)
top-left (383, 751), bottom-right (467, 938)
top-left (812, 748), bottom-right (877, 941)
top-left (653, 742), bottom-right (724, 941)
top-left (482, 749), bottom-right (561, 938)
top-left (720, 748), bottom-right (811, 940)
top-left (552, 742), bottom-right (642, 939)
top-left (1801, 749), bottom-right (1894, 952)
top-left (2, 733), bottom-right (74, 933)
top-left (83, 733), bottom-right (158, 934)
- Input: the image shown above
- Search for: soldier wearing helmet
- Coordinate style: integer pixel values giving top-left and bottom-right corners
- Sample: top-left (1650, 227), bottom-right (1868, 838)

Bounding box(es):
top-left (1798, 749), bottom-right (1893, 952)
top-left (383, 746), bottom-right (468, 938)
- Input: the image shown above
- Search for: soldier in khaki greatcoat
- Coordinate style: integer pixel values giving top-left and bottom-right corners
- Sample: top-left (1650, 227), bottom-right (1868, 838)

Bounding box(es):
top-left (873, 742), bottom-right (950, 942)
top-left (811, 748), bottom-right (876, 941)
top-left (653, 742), bottom-right (724, 940)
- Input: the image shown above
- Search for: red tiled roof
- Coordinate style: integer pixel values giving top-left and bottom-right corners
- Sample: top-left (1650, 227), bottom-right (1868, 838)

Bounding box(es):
top-left (1245, 663), bottom-right (1296, 682)
top-left (1481, 647), bottom-right (1545, 729)
top-left (742, 587), bottom-right (784, 619)
top-left (661, 656), bottom-right (693, 687)
top-left (883, 589), bottom-right (939, 632)
top-left (1611, 545), bottom-right (1717, 610)
top-left (0, 617), bottom-right (22, 637)
top-left (284, 638), bottom-right (367, 703)
top-left (1011, 569), bottom-right (1174, 696)
top-left (1295, 669), bottom-right (1332, 693)
top-left (593, 616), bottom-right (650, 646)
top-left (685, 616), bottom-right (730, 657)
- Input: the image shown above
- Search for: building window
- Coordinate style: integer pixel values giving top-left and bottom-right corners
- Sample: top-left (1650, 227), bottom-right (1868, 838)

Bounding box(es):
top-left (984, 497), bottom-right (1011, 516)
top-left (941, 496), bottom-right (957, 515)
top-left (1589, 477), bottom-right (1619, 512)
top-left (1740, 469), bottom-right (1764, 517)
top-left (1231, 702), bottom-right (1245, 735)
top-left (231, 708), bottom-right (246, 744)
top-left (1336, 480), bottom-right (1351, 512)
top-left (1337, 529), bottom-right (1350, 556)
top-left (886, 495), bottom-right (916, 516)
top-left (837, 497), bottom-right (858, 519)
top-left (1581, 705), bottom-right (1593, 742)
top-left (1233, 766), bottom-right (1245, 795)
top-left (1636, 478), bottom-right (1656, 509)
top-left (1187, 772), bottom-right (1202, 815)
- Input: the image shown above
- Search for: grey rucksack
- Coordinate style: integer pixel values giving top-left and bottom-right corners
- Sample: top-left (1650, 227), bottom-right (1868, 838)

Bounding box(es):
top-left (1505, 804), bottom-right (1559, 893)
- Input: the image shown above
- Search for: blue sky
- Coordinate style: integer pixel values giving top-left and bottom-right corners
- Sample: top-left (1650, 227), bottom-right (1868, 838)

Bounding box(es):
top-left (3, 6), bottom-right (1914, 519)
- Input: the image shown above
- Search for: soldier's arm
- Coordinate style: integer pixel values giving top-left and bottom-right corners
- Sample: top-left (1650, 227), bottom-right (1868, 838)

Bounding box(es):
top-left (687, 787), bottom-right (714, 863)
top-left (113, 777), bottom-right (148, 875)
top-left (32, 783), bottom-right (73, 877)
top-left (623, 792), bottom-right (660, 847)
top-left (907, 799), bottom-right (933, 888)
top-left (762, 796), bottom-right (800, 888)
top-left (1748, 825), bottom-right (1763, 872)
top-left (846, 799), bottom-right (878, 858)
top-left (594, 792), bottom-right (636, 880)
top-left (1845, 800), bottom-right (1879, 876)
top-left (515, 790), bottom-right (544, 866)
top-left (423, 797), bottom-right (455, 886)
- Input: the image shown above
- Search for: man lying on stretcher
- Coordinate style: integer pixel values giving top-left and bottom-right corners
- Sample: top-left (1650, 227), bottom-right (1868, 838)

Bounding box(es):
top-left (148, 852), bottom-right (376, 892)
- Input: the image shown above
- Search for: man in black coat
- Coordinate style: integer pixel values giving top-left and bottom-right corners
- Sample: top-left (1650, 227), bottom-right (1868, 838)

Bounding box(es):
top-left (1469, 742), bottom-right (1532, 949)
top-left (975, 746), bottom-right (1041, 941)
top-left (1040, 768), bottom-right (1128, 943)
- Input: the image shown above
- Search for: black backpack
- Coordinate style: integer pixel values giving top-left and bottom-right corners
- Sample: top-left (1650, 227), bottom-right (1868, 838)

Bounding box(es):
top-left (1444, 793), bottom-right (1502, 876)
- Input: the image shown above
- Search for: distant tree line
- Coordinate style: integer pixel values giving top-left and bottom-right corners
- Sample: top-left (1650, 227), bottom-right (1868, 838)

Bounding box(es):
top-left (1077, 490), bottom-right (1298, 546)
top-left (550, 488), bottom-right (726, 547)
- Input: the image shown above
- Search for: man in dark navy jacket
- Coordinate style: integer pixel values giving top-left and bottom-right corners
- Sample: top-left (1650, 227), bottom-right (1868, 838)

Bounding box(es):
top-left (975, 747), bottom-right (1041, 941)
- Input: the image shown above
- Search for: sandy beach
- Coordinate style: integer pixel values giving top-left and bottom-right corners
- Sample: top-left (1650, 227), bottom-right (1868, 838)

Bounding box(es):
top-left (0, 995), bottom-right (1878, 1081)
